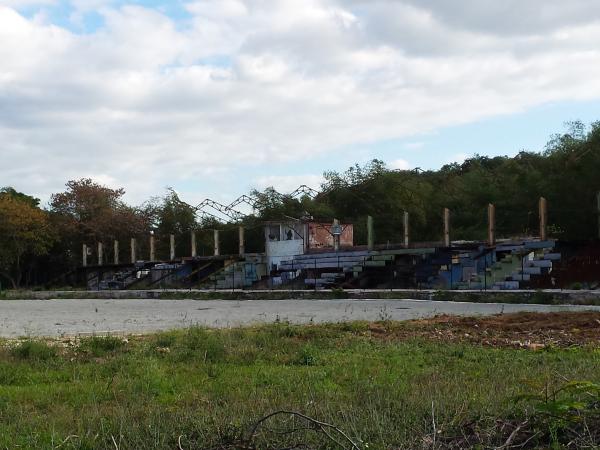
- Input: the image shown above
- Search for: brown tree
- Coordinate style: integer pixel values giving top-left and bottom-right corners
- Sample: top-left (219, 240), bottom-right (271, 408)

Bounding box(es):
top-left (50, 179), bottom-right (150, 266)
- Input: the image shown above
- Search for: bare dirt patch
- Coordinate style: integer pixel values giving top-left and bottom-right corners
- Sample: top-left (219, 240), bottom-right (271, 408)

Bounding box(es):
top-left (372, 311), bottom-right (600, 348)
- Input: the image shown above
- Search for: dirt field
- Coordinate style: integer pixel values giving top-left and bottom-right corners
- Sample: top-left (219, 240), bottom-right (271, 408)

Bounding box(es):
top-left (372, 311), bottom-right (600, 348)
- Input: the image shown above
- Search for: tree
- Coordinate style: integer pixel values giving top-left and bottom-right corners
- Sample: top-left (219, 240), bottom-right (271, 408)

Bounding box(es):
top-left (49, 179), bottom-right (150, 266)
top-left (0, 194), bottom-right (54, 288)
top-left (0, 187), bottom-right (40, 207)
top-left (153, 188), bottom-right (198, 258)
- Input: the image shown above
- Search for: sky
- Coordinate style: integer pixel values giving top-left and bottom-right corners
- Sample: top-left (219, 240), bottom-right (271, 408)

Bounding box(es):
top-left (1, 0), bottom-right (600, 208)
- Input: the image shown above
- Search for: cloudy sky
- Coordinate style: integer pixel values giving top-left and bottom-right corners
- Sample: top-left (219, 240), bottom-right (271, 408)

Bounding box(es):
top-left (2, 0), bottom-right (600, 207)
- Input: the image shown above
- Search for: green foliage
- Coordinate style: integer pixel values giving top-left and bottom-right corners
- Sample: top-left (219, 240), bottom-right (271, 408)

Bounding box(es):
top-left (79, 336), bottom-right (126, 356)
top-left (516, 379), bottom-right (600, 447)
top-left (149, 188), bottom-right (198, 258)
top-left (0, 194), bottom-right (55, 288)
top-left (0, 187), bottom-right (40, 207)
top-left (10, 340), bottom-right (57, 361)
top-left (173, 327), bottom-right (226, 362)
top-left (295, 344), bottom-right (319, 366)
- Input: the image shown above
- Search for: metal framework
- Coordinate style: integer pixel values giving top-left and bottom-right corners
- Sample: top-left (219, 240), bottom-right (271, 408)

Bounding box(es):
top-left (195, 199), bottom-right (247, 222)
top-left (188, 185), bottom-right (321, 224)
top-left (227, 194), bottom-right (257, 209)
top-left (289, 184), bottom-right (319, 199)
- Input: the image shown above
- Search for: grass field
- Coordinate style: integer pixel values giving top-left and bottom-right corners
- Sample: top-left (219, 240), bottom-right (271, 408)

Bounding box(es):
top-left (1, 313), bottom-right (600, 449)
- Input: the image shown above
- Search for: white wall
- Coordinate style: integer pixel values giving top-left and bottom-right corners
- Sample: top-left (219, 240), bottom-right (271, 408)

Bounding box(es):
top-left (266, 239), bottom-right (304, 269)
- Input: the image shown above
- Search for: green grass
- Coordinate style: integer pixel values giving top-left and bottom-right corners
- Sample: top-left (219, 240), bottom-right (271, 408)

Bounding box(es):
top-left (0, 322), bottom-right (599, 449)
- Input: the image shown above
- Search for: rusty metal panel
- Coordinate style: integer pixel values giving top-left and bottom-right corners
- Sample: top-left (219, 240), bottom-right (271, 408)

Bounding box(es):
top-left (308, 223), bottom-right (353, 249)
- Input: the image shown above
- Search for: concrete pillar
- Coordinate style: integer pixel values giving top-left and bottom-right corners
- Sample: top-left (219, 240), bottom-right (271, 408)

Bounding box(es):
top-left (443, 208), bottom-right (450, 247)
top-left (539, 197), bottom-right (547, 241)
top-left (191, 231), bottom-right (197, 257)
top-left (487, 203), bottom-right (496, 246)
top-left (149, 234), bottom-right (155, 261)
top-left (403, 211), bottom-right (410, 247)
top-left (367, 215), bottom-right (374, 250)
top-left (97, 242), bottom-right (103, 266)
top-left (114, 240), bottom-right (119, 265)
top-left (82, 244), bottom-right (88, 267)
top-left (214, 229), bottom-right (220, 256)
top-left (170, 234), bottom-right (175, 261)
top-left (130, 238), bottom-right (137, 263)
top-left (597, 192), bottom-right (600, 240)
top-left (333, 219), bottom-right (340, 251)
top-left (238, 226), bottom-right (245, 256)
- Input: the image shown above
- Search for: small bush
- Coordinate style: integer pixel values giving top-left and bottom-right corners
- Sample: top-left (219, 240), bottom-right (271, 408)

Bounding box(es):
top-left (295, 344), bottom-right (318, 366)
top-left (80, 336), bottom-right (125, 356)
top-left (176, 327), bottom-right (226, 363)
top-left (10, 340), bottom-right (56, 361)
top-left (268, 322), bottom-right (300, 338)
top-left (152, 332), bottom-right (176, 349)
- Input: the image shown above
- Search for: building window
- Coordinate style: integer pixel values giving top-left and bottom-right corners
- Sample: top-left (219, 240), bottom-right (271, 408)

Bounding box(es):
top-left (267, 225), bottom-right (281, 241)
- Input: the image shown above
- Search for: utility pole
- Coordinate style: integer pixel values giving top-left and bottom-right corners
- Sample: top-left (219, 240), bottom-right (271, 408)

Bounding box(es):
top-left (443, 208), bottom-right (450, 247)
top-left (539, 197), bottom-right (547, 241)
top-left (367, 215), bottom-right (374, 250)
top-left (487, 203), bottom-right (496, 246)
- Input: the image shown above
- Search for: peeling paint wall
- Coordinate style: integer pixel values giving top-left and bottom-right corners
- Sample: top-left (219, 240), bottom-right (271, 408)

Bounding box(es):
top-left (308, 223), bottom-right (353, 249)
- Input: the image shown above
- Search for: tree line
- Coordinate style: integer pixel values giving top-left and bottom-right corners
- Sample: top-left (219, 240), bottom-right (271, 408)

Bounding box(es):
top-left (1, 121), bottom-right (599, 289)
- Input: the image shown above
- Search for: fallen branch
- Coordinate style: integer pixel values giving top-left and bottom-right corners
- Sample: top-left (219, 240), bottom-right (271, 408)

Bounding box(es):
top-left (495, 420), bottom-right (528, 450)
top-left (248, 410), bottom-right (360, 450)
top-left (54, 435), bottom-right (79, 449)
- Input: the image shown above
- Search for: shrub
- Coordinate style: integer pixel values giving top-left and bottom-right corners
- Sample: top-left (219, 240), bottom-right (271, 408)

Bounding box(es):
top-left (80, 336), bottom-right (125, 356)
top-left (10, 340), bottom-right (56, 361)
top-left (176, 327), bottom-right (226, 363)
top-left (295, 344), bottom-right (318, 366)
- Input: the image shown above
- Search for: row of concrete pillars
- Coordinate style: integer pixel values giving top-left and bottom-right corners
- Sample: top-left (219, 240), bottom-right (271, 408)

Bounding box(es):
top-left (83, 227), bottom-right (246, 267)
top-left (364, 196), bottom-right (549, 251)
top-left (83, 197), bottom-right (552, 266)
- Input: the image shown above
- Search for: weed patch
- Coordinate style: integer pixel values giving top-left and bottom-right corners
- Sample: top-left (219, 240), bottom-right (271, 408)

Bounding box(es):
top-left (9, 340), bottom-right (56, 361)
top-left (1, 318), bottom-right (600, 449)
top-left (79, 335), bottom-right (125, 356)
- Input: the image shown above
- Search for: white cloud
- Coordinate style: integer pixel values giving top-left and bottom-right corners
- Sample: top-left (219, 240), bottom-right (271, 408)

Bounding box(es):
top-left (388, 159), bottom-right (412, 170)
top-left (0, 0), bottom-right (56, 6)
top-left (1, 1), bottom-right (600, 204)
top-left (445, 152), bottom-right (470, 165)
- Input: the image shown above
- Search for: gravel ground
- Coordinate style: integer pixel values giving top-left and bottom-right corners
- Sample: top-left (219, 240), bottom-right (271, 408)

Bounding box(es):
top-left (1, 298), bottom-right (600, 338)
